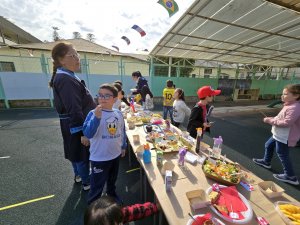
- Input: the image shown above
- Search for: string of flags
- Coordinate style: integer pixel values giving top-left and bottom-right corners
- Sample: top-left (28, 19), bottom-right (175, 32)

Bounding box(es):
top-left (113, 0), bottom-right (179, 52)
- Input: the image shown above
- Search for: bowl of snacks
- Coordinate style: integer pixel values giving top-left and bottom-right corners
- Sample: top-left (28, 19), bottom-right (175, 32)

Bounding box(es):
top-left (275, 201), bottom-right (300, 225)
top-left (202, 157), bottom-right (241, 185)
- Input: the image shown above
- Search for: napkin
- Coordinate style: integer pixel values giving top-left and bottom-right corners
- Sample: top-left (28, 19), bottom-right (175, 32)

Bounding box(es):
top-left (216, 186), bottom-right (248, 220)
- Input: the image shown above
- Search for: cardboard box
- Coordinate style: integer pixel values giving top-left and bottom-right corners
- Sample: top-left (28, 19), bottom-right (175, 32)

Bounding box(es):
top-left (258, 181), bottom-right (285, 198)
top-left (186, 189), bottom-right (209, 210)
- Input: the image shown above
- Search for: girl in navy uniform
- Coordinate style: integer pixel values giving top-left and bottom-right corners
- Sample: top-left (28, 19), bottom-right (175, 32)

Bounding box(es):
top-left (49, 42), bottom-right (96, 191)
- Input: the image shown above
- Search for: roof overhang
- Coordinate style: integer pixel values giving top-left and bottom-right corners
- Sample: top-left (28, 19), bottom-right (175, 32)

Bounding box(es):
top-left (150, 0), bottom-right (300, 67)
top-left (0, 16), bottom-right (41, 44)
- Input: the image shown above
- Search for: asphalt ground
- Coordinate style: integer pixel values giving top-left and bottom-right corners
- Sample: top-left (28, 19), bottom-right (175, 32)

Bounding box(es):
top-left (0, 103), bottom-right (299, 225)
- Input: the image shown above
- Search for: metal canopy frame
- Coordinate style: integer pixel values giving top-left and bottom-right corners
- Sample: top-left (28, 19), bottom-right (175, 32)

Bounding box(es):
top-left (150, 0), bottom-right (300, 67)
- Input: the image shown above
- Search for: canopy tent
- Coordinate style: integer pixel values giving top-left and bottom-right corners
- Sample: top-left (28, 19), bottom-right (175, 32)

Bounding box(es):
top-left (150, 0), bottom-right (300, 67)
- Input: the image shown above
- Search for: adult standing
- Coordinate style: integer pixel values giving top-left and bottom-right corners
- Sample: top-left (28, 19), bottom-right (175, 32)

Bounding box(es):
top-left (49, 42), bottom-right (96, 191)
top-left (131, 71), bottom-right (152, 104)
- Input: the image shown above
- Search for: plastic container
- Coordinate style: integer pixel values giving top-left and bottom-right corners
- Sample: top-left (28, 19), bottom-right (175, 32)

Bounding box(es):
top-left (212, 136), bottom-right (223, 159)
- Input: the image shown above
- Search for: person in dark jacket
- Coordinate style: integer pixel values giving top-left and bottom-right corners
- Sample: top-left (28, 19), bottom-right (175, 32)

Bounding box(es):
top-left (187, 86), bottom-right (221, 138)
top-left (49, 42), bottom-right (96, 191)
top-left (131, 71), bottom-right (151, 104)
top-left (131, 71), bottom-right (148, 94)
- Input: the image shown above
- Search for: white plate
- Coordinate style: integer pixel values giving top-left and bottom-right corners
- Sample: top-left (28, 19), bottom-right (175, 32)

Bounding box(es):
top-left (206, 185), bottom-right (253, 224)
top-left (186, 214), bottom-right (225, 225)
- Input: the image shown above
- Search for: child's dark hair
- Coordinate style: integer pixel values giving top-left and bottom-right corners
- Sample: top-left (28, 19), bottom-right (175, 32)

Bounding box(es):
top-left (114, 80), bottom-right (122, 86)
top-left (132, 71), bottom-right (142, 78)
top-left (113, 83), bottom-right (122, 92)
top-left (175, 88), bottom-right (185, 101)
top-left (166, 80), bottom-right (173, 88)
top-left (99, 83), bottom-right (118, 97)
top-left (285, 84), bottom-right (300, 100)
top-left (84, 196), bottom-right (122, 225)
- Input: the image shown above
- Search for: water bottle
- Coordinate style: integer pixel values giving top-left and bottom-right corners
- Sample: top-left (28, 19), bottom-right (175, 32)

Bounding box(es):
top-left (143, 143), bottom-right (151, 164)
top-left (212, 136), bottom-right (223, 159)
top-left (178, 147), bottom-right (187, 166)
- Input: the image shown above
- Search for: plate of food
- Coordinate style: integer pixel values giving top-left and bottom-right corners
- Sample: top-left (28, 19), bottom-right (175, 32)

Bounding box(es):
top-left (206, 185), bottom-right (253, 224)
top-left (186, 213), bottom-right (225, 225)
top-left (202, 158), bottom-right (241, 185)
top-left (155, 139), bottom-right (183, 153)
top-left (275, 201), bottom-right (300, 225)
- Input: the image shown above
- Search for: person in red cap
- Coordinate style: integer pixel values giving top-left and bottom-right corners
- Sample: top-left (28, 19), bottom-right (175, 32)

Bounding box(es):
top-left (187, 86), bottom-right (221, 138)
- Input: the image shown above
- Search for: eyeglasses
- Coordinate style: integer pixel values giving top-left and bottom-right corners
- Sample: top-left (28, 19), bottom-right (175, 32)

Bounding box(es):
top-left (66, 53), bottom-right (80, 59)
top-left (96, 93), bottom-right (113, 99)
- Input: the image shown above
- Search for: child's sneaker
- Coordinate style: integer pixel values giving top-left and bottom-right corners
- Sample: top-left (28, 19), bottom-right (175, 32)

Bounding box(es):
top-left (252, 158), bottom-right (271, 169)
top-left (82, 184), bottom-right (90, 191)
top-left (273, 174), bottom-right (299, 185)
top-left (74, 175), bottom-right (82, 183)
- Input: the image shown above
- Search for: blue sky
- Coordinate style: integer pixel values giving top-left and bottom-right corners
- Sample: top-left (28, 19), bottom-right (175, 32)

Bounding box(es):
top-left (1, 0), bottom-right (195, 53)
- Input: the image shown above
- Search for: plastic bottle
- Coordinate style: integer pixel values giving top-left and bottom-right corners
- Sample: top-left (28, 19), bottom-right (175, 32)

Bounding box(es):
top-left (212, 136), bottom-right (223, 159)
top-left (178, 147), bottom-right (187, 166)
top-left (143, 143), bottom-right (151, 164)
top-left (156, 150), bottom-right (163, 167)
top-left (195, 127), bottom-right (202, 154)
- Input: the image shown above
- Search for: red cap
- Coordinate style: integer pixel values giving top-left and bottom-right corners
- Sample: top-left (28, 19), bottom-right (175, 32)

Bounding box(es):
top-left (197, 86), bottom-right (221, 99)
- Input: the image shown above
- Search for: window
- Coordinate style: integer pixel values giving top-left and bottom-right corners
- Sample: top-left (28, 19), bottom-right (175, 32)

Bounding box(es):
top-left (0, 61), bottom-right (16, 72)
top-left (204, 68), bottom-right (212, 74)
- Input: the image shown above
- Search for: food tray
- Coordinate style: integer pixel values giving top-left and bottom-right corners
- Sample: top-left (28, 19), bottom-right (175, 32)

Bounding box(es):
top-left (275, 201), bottom-right (300, 225)
top-left (202, 157), bottom-right (241, 186)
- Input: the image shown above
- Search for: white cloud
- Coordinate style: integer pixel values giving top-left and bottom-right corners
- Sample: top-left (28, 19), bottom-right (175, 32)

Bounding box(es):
top-left (1, 0), bottom-right (195, 53)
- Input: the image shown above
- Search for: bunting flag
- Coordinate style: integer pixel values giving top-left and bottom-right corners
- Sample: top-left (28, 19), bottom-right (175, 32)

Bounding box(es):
top-left (131, 25), bottom-right (146, 37)
top-left (112, 45), bottom-right (119, 52)
top-left (121, 36), bottom-right (130, 45)
top-left (157, 0), bottom-right (179, 17)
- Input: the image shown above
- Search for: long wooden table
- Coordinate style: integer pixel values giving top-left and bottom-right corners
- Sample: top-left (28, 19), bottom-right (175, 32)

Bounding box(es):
top-left (125, 121), bottom-right (297, 225)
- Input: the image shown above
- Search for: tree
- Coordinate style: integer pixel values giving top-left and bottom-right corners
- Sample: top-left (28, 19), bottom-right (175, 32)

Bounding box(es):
top-left (52, 27), bottom-right (60, 41)
top-left (73, 31), bottom-right (82, 39)
top-left (86, 33), bottom-right (95, 42)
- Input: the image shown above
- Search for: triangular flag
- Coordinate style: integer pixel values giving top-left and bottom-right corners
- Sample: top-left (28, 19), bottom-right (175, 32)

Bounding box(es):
top-left (157, 0), bottom-right (179, 17)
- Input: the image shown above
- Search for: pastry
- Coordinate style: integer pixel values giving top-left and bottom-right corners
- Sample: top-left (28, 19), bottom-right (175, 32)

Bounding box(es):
top-left (208, 191), bottom-right (220, 204)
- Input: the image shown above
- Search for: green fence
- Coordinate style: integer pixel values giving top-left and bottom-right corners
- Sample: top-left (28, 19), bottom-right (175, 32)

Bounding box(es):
top-left (0, 54), bottom-right (300, 106)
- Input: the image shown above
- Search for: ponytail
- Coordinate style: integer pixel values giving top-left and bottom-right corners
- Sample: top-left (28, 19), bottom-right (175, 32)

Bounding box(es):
top-left (49, 65), bottom-right (58, 88)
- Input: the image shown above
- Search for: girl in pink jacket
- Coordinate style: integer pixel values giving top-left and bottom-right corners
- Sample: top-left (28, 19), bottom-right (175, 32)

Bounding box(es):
top-left (253, 84), bottom-right (300, 186)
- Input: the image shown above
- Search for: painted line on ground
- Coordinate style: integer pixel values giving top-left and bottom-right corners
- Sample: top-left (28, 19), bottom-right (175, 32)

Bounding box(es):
top-left (0, 156), bottom-right (10, 159)
top-left (126, 168), bottom-right (140, 173)
top-left (0, 195), bottom-right (55, 211)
